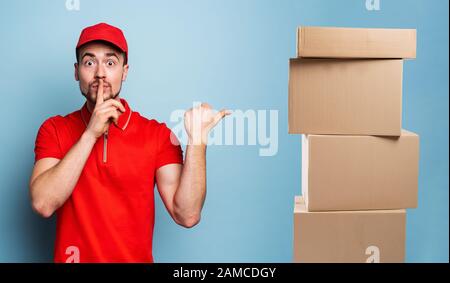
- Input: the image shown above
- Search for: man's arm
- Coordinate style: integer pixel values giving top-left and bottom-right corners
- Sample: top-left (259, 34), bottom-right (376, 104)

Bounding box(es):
top-left (156, 145), bottom-right (206, 228)
top-left (156, 103), bottom-right (228, 228)
top-left (29, 80), bottom-right (125, 218)
top-left (30, 133), bottom-right (97, 218)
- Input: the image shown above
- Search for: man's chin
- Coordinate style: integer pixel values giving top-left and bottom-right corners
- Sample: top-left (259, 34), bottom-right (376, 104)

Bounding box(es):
top-left (85, 93), bottom-right (117, 104)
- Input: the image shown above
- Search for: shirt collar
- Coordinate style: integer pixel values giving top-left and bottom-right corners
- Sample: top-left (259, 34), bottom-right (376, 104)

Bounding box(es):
top-left (80, 98), bottom-right (132, 131)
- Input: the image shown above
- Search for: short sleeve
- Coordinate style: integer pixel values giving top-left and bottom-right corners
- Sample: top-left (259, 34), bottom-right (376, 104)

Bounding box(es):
top-left (155, 123), bottom-right (184, 169)
top-left (34, 117), bottom-right (63, 163)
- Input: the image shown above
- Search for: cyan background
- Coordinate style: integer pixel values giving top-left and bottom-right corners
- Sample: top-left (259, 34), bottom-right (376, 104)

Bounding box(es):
top-left (0, 0), bottom-right (448, 263)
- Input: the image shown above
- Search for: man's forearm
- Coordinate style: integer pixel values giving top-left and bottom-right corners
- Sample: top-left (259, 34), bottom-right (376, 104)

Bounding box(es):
top-left (30, 132), bottom-right (97, 217)
top-left (173, 144), bottom-right (207, 227)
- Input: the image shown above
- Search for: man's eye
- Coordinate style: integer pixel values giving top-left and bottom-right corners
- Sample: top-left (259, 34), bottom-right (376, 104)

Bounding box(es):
top-left (85, 60), bottom-right (94, 66)
top-left (107, 60), bottom-right (115, 66)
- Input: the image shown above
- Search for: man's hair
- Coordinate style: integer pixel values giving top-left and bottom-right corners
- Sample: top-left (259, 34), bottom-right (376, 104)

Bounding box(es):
top-left (76, 40), bottom-right (127, 65)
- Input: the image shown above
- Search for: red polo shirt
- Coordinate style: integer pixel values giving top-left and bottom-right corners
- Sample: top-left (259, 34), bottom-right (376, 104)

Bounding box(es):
top-left (34, 98), bottom-right (183, 263)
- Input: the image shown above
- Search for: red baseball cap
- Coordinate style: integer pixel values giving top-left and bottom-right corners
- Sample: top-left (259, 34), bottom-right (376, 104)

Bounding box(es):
top-left (76, 23), bottom-right (128, 61)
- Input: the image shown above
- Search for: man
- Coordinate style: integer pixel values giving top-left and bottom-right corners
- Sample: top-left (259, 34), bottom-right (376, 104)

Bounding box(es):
top-left (29, 23), bottom-right (228, 263)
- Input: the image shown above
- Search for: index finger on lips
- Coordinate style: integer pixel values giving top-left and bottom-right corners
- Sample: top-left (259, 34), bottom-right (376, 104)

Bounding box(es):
top-left (96, 80), bottom-right (104, 106)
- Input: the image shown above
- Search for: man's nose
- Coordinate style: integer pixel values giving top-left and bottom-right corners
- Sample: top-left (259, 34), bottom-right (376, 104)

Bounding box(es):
top-left (95, 64), bottom-right (106, 79)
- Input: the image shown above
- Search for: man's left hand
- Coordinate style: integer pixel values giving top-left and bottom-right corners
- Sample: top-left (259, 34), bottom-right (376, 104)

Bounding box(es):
top-left (184, 103), bottom-right (230, 146)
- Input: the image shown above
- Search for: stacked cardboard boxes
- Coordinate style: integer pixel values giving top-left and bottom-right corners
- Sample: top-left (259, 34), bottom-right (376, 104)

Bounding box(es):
top-left (289, 27), bottom-right (419, 263)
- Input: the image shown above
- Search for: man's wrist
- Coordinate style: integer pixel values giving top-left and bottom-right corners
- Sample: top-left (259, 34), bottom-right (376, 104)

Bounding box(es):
top-left (187, 141), bottom-right (207, 151)
top-left (187, 132), bottom-right (210, 147)
top-left (81, 131), bottom-right (98, 146)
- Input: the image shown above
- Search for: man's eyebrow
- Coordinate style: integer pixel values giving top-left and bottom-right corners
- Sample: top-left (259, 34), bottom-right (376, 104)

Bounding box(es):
top-left (80, 52), bottom-right (120, 61)
top-left (105, 52), bottom-right (120, 60)
top-left (81, 52), bottom-right (95, 60)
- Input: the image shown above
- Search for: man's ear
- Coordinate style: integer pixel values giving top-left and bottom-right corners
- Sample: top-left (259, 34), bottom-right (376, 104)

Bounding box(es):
top-left (122, 64), bottom-right (129, 82)
top-left (74, 63), bottom-right (79, 81)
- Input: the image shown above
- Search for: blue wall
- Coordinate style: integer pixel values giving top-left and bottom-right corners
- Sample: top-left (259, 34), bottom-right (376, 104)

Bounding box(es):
top-left (0, 0), bottom-right (448, 262)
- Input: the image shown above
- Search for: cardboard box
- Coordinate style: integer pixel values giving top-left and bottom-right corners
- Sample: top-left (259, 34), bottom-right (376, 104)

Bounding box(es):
top-left (288, 58), bottom-right (403, 136)
top-left (293, 196), bottom-right (406, 263)
top-left (302, 130), bottom-right (419, 211)
top-left (296, 26), bottom-right (417, 59)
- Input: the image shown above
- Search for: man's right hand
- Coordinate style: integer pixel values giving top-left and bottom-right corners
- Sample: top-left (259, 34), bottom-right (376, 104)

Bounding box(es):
top-left (85, 80), bottom-right (126, 139)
